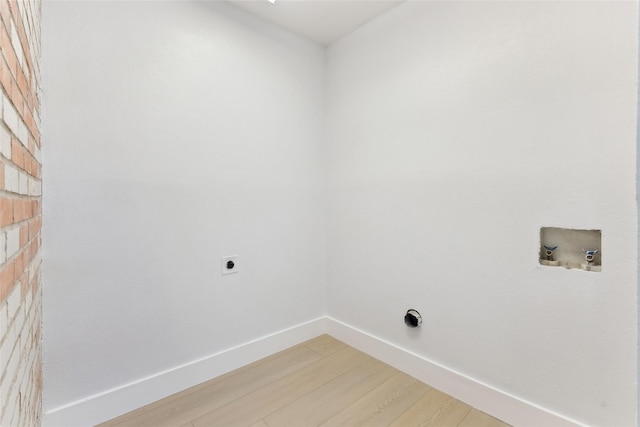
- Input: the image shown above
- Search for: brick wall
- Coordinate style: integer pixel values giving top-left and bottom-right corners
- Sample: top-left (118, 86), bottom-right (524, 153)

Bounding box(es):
top-left (0, 0), bottom-right (42, 426)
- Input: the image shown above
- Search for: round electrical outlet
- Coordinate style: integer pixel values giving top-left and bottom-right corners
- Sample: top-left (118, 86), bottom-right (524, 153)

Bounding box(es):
top-left (404, 309), bottom-right (422, 328)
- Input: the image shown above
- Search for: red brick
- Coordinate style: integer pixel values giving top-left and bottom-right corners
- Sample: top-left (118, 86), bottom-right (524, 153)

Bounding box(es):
top-left (14, 250), bottom-right (24, 278)
top-left (25, 90), bottom-right (32, 112)
top-left (0, 197), bottom-right (12, 226)
top-left (3, 30), bottom-right (17, 79)
top-left (28, 217), bottom-right (40, 240)
top-left (31, 161), bottom-right (40, 179)
top-left (0, 259), bottom-right (15, 302)
top-left (13, 198), bottom-right (29, 222)
top-left (19, 271), bottom-right (27, 297)
top-left (16, 67), bottom-right (26, 97)
top-left (0, 53), bottom-right (10, 94)
top-left (0, 15), bottom-right (6, 53)
top-left (19, 223), bottom-right (27, 245)
top-left (11, 139), bottom-right (23, 168)
top-left (11, 78), bottom-right (22, 115)
top-left (0, 1), bottom-right (9, 31)
top-left (30, 239), bottom-right (37, 263)
top-left (25, 108), bottom-right (36, 140)
top-left (8, 1), bottom-right (18, 24)
top-left (24, 199), bottom-right (32, 219)
top-left (23, 153), bottom-right (31, 175)
top-left (16, 19), bottom-right (29, 64)
top-left (11, 198), bottom-right (21, 221)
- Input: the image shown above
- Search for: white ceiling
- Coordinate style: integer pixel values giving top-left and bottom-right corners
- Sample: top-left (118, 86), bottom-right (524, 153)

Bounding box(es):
top-left (225, 0), bottom-right (406, 46)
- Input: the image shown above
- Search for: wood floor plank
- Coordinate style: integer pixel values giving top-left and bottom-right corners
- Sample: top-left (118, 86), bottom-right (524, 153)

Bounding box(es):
top-left (191, 346), bottom-right (370, 427)
top-left (304, 334), bottom-right (347, 357)
top-left (319, 372), bottom-right (431, 427)
top-left (458, 408), bottom-right (511, 427)
top-left (101, 339), bottom-right (313, 425)
top-left (99, 335), bottom-right (512, 427)
top-left (98, 345), bottom-right (323, 427)
top-left (263, 358), bottom-right (397, 427)
top-left (389, 388), bottom-right (472, 427)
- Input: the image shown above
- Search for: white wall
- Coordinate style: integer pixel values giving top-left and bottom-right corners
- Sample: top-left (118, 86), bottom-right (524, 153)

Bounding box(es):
top-left (41, 0), bottom-right (326, 414)
top-left (42, 1), bottom-right (639, 426)
top-left (325, 2), bottom-right (638, 426)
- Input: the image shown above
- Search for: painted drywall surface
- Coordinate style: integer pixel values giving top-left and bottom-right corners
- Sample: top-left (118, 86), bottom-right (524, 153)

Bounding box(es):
top-left (41, 1), bottom-right (326, 411)
top-left (325, 2), bottom-right (637, 426)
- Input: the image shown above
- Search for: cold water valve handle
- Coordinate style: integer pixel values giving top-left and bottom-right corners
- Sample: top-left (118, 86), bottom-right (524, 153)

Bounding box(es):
top-left (404, 309), bottom-right (422, 328)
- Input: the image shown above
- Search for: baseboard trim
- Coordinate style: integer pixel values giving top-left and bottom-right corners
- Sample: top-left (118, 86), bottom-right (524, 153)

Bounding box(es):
top-left (325, 316), bottom-right (583, 427)
top-left (42, 317), bottom-right (327, 427)
top-left (43, 316), bottom-right (583, 427)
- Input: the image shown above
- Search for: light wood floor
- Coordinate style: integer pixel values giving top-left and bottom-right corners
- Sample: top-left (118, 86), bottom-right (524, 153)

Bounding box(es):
top-left (98, 335), bottom-right (511, 427)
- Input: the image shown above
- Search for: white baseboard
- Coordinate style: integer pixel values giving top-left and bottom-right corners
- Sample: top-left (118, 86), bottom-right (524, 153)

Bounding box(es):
top-left (325, 316), bottom-right (583, 427)
top-left (42, 317), bottom-right (327, 427)
top-left (43, 316), bottom-right (582, 427)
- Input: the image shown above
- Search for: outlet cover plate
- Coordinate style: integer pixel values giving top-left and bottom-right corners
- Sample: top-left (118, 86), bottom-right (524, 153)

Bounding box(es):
top-left (221, 255), bottom-right (239, 275)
